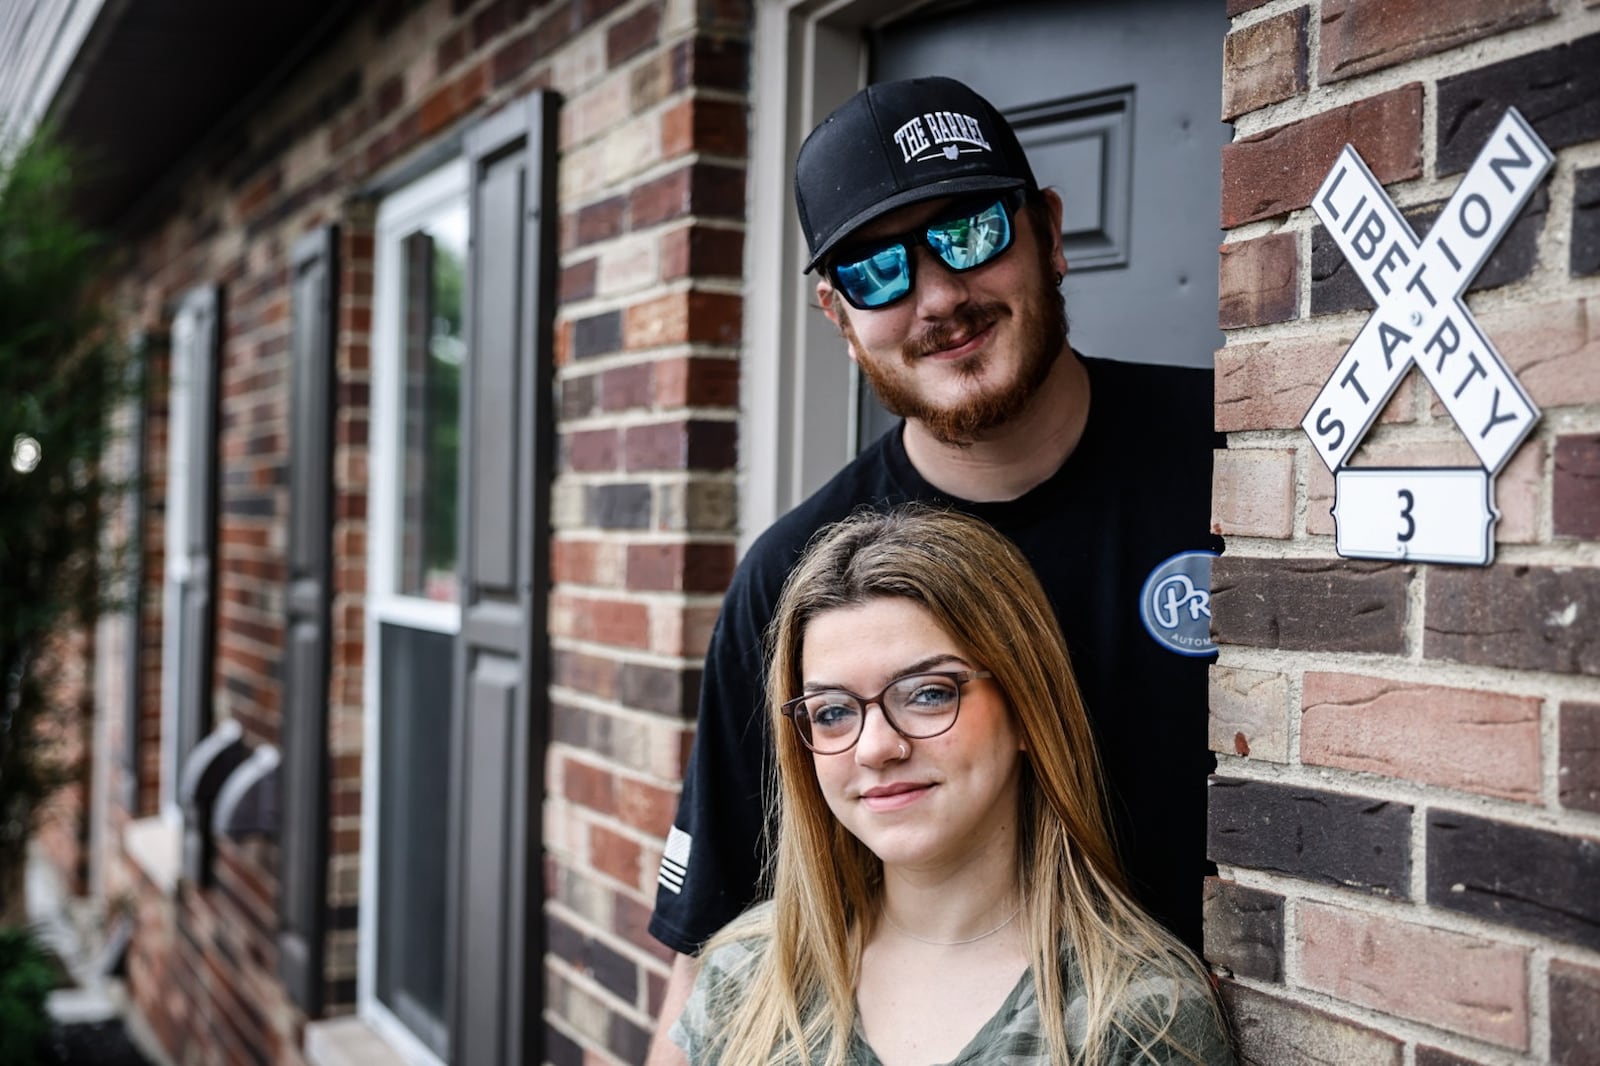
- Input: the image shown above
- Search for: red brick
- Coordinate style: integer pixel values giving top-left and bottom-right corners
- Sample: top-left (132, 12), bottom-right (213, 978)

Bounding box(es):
top-left (1217, 332), bottom-right (1415, 432)
top-left (1301, 672), bottom-right (1541, 802)
top-left (562, 757), bottom-right (616, 815)
top-left (616, 776), bottom-right (677, 837)
top-left (1555, 433), bottom-right (1600, 539)
top-left (606, 3), bottom-right (659, 66)
top-left (1551, 958), bottom-right (1600, 1064)
top-left (553, 648), bottom-right (619, 701)
top-left (573, 195), bottom-right (626, 248)
top-left (1221, 85), bottom-right (1423, 227)
top-left (660, 223), bottom-right (744, 281)
top-left (553, 538), bottom-right (601, 585)
top-left (1219, 233), bottom-right (1298, 328)
top-left (1222, 10), bottom-right (1307, 120)
top-left (1208, 665), bottom-right (1289, 762)
top-left (565, 427), bottom-right (619, 472)
top-left (1320, 0), bottom-right (1554, 83)
top-left (626, 541), bottom-right (736, 593)
top-left (1227, 0), bottom-right (1274, 13)
top-left (416, 61), bottom-right (489, 138)
top-left (599, 362), bottom-right (654, 412)
top-left (1560, 701), bottom-right (1600, 813)
top-left (560, 258), bottom-right (597, 302)
top-left (1449, 299), bottom-right (1600, 409)
top-left (661, 97), bottom-right (747, 159)
top-left (656, 355), bottom-right (739, 408)
top-left (623, 419), bottom-right (736, 471)
top-left (1211, 447), bottom-right (1295, 538)
top-left (1299, 902), bottom-right (1528, 1048)
top-left (553, 592), bottom-right (651, 649)
top-left (589, 823), bottom-right (642, 887)
top-left (623, 291), bottom-right (742, 350)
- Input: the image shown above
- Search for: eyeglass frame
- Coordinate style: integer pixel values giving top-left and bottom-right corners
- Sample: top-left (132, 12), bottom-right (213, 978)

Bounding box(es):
top-left (823, 189), bottom-right (1027, 311)
top-left (779, 669), bottom-right (994, 755)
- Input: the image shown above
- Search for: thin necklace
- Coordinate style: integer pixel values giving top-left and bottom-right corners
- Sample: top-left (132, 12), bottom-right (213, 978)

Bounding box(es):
top-left (882, 904), bottom-right (1021, 947)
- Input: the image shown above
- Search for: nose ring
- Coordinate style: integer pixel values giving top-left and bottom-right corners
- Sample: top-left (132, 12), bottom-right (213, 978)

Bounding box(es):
top-left (897, 742), bottom-right (908, 760)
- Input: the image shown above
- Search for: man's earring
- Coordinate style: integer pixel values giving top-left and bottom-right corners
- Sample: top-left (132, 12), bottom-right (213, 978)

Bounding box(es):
top-left (1053, 270), bottom-right (1063, 286)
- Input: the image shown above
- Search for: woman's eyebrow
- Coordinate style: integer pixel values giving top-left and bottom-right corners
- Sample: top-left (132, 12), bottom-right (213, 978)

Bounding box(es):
top-left (801, 652), bottom-right (968, 692)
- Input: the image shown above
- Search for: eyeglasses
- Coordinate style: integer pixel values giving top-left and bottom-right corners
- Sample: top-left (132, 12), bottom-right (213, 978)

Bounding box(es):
top-left (780, 669), bottom-right (993, 755)
top-left (826, 191), bottom-right (1023, 311)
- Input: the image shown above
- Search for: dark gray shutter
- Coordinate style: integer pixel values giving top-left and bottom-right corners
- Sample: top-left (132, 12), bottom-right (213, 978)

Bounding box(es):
top-left (121, 337), bottom-right (150, 812)
top-left (174, 285), bottom-right (220, 799)
top-left (279, 226), bottom-right (337, 1013)
top-left (448, 90), bottom-right (558, 1066)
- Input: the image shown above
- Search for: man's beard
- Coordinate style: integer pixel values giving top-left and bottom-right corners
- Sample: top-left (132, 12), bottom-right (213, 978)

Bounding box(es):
top-left (845, 241), bottom-right (1070, 447)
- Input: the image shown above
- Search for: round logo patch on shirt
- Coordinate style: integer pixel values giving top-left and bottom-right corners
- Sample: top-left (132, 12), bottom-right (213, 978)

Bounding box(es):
top-left (1139, 550), bottom-right (1218, 657)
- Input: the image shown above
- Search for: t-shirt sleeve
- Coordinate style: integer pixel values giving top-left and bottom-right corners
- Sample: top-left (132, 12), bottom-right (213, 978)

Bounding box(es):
top-left (669, 937), bottom-right (762, 1061)
top-left (1103, 968), bottom-right (1237, 1065)
top-left (648, 553), bottom-right (782, 955)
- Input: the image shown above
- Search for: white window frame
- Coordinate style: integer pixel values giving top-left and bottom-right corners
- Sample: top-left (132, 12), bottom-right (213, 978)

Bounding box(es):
top-left (358, 157), bottom-right (469, 1066)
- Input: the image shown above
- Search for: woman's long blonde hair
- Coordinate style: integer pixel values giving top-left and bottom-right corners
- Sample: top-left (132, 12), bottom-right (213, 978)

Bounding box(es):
top-left (702, 506), bottom-right (1219, 1064)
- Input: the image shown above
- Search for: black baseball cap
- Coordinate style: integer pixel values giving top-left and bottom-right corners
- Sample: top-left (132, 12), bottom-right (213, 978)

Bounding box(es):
top-left (794, 76), bottom-right (1037, 273)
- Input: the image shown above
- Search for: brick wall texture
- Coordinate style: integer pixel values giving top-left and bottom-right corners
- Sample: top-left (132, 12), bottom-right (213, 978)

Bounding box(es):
top-left (74, 0), bottom-right (743, 1063)
top-left (1213, 3), bottom-right (1600, 1064)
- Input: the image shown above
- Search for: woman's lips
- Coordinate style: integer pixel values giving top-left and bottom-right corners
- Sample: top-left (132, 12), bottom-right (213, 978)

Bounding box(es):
top-left (860, 781), bottom-right (935, 812)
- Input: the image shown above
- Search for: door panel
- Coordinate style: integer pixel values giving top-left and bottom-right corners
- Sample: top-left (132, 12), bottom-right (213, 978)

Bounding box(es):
top-left (858, 0), bottom-right (1229, 446)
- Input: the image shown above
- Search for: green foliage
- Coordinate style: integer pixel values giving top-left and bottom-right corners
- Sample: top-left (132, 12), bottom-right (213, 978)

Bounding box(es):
top-left (0, 127), bottom-right (129, 906)
top-left (0, 926), bottom-right (57, 1064)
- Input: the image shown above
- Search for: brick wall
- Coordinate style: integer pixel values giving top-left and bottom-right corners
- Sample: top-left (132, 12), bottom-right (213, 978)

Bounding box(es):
top-left (1210, 3), bottom-right (1600, 1063)
top-left (74, 0), bottom-right (749, 1063)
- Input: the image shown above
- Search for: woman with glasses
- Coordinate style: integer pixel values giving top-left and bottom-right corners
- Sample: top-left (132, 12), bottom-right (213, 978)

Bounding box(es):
top-left (670, 506), bottom-right (1234, 1065)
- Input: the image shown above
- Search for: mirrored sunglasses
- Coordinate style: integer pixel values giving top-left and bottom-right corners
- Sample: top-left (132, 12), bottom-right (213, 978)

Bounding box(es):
top-left (827, 191), bottom-right (1023, 311)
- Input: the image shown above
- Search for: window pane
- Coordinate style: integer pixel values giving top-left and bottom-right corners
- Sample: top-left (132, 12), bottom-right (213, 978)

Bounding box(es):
top-left (377, 622), bottom-right (453, 1055)
top-left (397, 208), bottom-right (467, 602)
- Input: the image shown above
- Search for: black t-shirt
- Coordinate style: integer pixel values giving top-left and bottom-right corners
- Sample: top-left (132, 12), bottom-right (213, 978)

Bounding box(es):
top-left (649, 355), bottom-right (1221, 955)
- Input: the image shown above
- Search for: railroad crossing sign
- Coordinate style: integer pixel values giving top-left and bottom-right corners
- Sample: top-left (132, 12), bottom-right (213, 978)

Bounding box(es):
top-left (1301, 109), bottom-right (1552, 566)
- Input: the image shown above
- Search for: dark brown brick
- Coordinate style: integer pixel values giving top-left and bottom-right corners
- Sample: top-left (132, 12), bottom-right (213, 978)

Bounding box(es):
top-left (586, 482), bottom-right (652, 530)
top-left (1222, 982), bottom-right (1403, 1065)
top-left (1574, 166), bottom-right (1600, 277)
top-left (571, 310), bottom-right (622, 360)
top-left (1311, 188), bottom-right (1547, 316)
top-left (1438, 33), bottom-right (1600, 176)
top-left (1222, 85), bottom-right (1422, 228)
top-left (1320, 0), bottom-right (1554, 84)
top-left (559, 373), bottom-right (596, 421)
top-left (1222, 9), bottom-right (1307, 121)
top-left (1209, 777), bottom-right (1411, 896)
top-left (545, 911), bottom-right (637, 1002)
top-left (1414, 1047), bottom-right (1485, 1066)
top-left (559, 258), bottom-right (597, 302)
top-left (1227, 0), bottom-right (1273, 13)
top-left (1210, 557), bottom-right (1411, 653)
top-left (1427, 811), bottom-right (1600, 951)
top-left (606, 3), bottom-right (659, 67)
top-left (1202, 878), bottom-right (1284, 981)
top-left (1556, 434), bottom-right (1600, 538)
top-left (630, 163), bottom-right (746, 228)
top-left (1219, 232), bottom-right (1298, 328)
top-left (1560, 701), bottom-right (1600, 814)
top-left (626, 541), bottom-right (735, 594)
top-left (617, 660), bottom-right (699, 718)
top-left (1424, 567), bottom-right (1600, 676)
top-left (573, 195), bottom-right (626, 248)
top-left (492, 29), bottom-right (537, 89)
top-left (1551, 959), bottom-right (1600, 1066)
top-left (661, 224), bottom-right (745, 281)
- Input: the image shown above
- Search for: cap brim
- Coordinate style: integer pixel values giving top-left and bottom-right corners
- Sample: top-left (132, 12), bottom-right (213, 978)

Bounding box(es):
top-left (803, 175), bottom-right (1028, 273)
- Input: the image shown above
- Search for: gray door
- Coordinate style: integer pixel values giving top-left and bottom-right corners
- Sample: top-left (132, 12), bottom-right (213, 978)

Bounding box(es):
top-left (858, 0), bottom-right (1230, 445)
top-left (447, 90), bottom-right (558, 1066)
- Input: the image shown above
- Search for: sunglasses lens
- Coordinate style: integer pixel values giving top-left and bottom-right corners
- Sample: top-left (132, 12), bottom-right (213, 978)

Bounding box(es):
top-left (833, 245), bottom-right (912, 309)
top-left (927, 198), bottom-right (1013, 272)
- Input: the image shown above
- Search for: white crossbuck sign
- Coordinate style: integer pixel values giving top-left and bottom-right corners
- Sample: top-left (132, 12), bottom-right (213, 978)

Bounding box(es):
top-left (1301, 109), bottom-right (1553, 565)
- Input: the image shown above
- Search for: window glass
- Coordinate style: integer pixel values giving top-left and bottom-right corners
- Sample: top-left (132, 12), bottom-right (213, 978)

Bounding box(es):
top-left (396, 209), bottom-right (467, 603)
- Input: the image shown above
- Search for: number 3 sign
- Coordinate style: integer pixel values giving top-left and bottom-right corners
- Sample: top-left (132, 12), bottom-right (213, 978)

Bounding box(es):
top-left (1300, 109), bottom-right (1553, 566)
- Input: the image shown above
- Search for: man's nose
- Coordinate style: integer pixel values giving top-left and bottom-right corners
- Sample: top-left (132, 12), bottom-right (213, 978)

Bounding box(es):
top-left (911, 245), bottom-right (972, 318)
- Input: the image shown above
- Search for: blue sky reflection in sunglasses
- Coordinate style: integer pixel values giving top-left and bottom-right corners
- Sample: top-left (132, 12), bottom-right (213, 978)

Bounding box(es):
top-left (829, 192), bottom-right (1020, 310)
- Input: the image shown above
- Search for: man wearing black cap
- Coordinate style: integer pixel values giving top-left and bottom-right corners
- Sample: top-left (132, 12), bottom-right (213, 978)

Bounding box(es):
top-left (645, 76), bottom-right (1218, 1061)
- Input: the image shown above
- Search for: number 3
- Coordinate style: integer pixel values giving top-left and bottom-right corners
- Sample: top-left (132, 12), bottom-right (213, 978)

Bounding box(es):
top-left (1397, 489), bottom-right (1416, 543)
